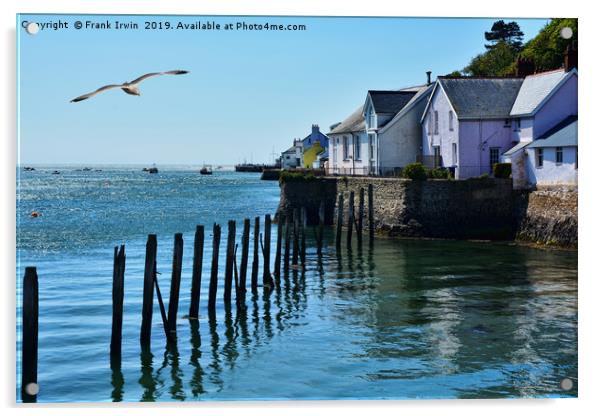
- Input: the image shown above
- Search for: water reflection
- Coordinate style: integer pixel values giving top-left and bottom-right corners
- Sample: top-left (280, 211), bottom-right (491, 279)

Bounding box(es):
top-left (139, 348), bottom-right (157, 402)
top-left (189, 320), bottom-right (205, 397)
top-left (115, 234), bottom-right (576, 401)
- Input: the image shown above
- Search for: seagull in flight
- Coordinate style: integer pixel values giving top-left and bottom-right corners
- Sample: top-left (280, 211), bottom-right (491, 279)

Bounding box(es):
top-left (70, 70), bottom-right (189, 102)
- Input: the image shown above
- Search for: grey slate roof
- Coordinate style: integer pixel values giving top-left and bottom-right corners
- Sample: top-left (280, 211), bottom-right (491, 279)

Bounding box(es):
top-left (368, 90), bottom-right (417, 114)
top-left (329, 106), bottom-right (365, 135)
top-left (527, 116), bottom-right (577, 148)
top-left (510, 69), bottom-right (573, 116)
top-left (438, 77), bottom-right (524, 119)
top-left (380, 84), bottom-right (434, 132)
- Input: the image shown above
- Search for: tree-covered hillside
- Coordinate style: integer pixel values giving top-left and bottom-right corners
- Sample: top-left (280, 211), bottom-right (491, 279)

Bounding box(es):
top-left (451, 18), bottom-right (577, 77)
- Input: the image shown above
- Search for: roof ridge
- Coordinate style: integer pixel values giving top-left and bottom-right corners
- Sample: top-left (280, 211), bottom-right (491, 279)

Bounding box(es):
top-left (525, 67), bottom-right (566, 78)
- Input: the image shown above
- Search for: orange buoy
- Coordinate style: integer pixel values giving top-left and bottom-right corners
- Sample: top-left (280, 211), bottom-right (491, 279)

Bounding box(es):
top-left (30, 211), bottom-right (40, 218)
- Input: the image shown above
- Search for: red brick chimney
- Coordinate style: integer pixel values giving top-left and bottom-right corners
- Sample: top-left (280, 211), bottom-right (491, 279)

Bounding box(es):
top-left (564, 44), bottom-right (577, 72)
top-left (515, 57), bottom-right (535, 77)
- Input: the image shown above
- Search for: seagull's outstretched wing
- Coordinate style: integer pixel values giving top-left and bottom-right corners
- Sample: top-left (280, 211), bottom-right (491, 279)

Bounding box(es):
top-left (70, 84), bottom-right (124, 102)
top-left (129, 70), bottom-right (189, 85)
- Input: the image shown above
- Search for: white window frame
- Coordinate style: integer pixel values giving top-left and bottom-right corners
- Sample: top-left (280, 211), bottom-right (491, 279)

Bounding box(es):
top-left (555, 147), bottom-right (563, 165)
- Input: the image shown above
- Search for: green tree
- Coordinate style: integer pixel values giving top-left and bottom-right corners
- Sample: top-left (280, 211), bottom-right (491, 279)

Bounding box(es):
top-left (463, 42), bottom-right (518, 76)
top-left (485, 20), bottom-right (525, 50)
top-left (520, 18), bottom-right (578, 71)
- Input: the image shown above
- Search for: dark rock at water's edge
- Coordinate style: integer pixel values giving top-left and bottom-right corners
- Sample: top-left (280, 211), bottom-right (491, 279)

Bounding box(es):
top-left (514, 187), bottom-right (577, 248)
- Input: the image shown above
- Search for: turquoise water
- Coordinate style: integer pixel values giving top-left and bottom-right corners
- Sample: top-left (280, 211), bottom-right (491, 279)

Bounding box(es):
top-left (16, 167), bottom-right (578, 402)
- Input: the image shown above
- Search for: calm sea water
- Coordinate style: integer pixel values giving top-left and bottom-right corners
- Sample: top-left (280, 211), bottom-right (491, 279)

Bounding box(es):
top-left (16, 167), bottom-right (578, 402)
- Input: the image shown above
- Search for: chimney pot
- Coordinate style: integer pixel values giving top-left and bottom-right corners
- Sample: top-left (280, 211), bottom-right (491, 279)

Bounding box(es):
top-left (426, 71), bottom-right (432, 85)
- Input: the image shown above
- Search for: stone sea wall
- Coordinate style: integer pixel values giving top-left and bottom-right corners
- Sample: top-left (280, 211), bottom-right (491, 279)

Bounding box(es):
top-left (276, 177), bottom-right (577, 248)
top-left (514, 186), bottom-right (578, 248)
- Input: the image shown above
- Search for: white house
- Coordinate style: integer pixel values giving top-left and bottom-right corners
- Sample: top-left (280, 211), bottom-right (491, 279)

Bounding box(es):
top-left (365, 85), bottom-right (433, 176)
top-left (327, 107), bottom-right (368, 175)
top-left (281, 139), bottom-right (303, 169)
top-left (524, 116), bottom-right (577, 186)
top-left (503, 67), bottom-right (577, 187)
top-left (327, 81), bottom-right (432, 176)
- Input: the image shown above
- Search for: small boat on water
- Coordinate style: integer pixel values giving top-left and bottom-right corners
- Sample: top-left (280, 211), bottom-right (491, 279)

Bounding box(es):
top-left (200, 165), bottom-right (213, 175)
top-left (144, 164), bottom-right (158, 174)
top-left (51, 170), bottom-right (60, 175)
top-left (23, 166), bottom-right (35, 171)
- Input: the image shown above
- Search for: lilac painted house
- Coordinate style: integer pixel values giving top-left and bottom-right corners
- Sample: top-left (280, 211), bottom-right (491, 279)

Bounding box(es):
top-left (421, 77), bottom-right (523, 179)
top-left (421, 63), bottom-right (577, 184)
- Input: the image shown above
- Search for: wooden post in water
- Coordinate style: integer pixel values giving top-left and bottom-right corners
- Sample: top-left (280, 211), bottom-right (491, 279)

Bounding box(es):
top-left (189, 225), bottom-right (204, 319)
top-left (263, 214), bottom-right (273, 288)
top-left (208, 224), bottom-right (221, 312)
top-left (239, 218), bottom-right (250, 298)
top-left (292, 209), bottom-right (299, 265)
top-left (336, 193), bottom-right (343, 250)
top-left (111, 245), bottom-right (126, 357)
top-left (167, 233), bottom-right (183, 338)
top-left (224, 220), bottom-right (236, 305)
top-left (317, 201), bottom-right (325, 257)
top-left (274, 215), bottom-right (283, 286)
top-left (21, 267), bottom-right (38, 403)
top-left (347, 191), bottom-right (355, 249)
top-left (153, 263), bottom-right (171, 341)
top-left (358, 188), bottom-right (365, 246)
top-left (300, 207), bottom-right (307, 267)
top-left (283, 214), bottom-right (291, 272)
top-left (140, 234), bottom-right (157, 348)
top-left (368, 184), bottom-right (374, 242)
top-left (251, 216), bottom-right (260, 292)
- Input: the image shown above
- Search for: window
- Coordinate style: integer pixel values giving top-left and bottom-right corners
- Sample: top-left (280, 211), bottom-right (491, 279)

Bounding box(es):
top-left (449, 111), bottom-right (454, 131)
top-left (434, 111), bottom-right (439, 135)
top-left (343, 136), bottom-right (349, 159)
top-left (514, 118), bottom-right (521, 131)
top-left (452, 143), bottom-right (458, 165)
top-left (556, 147), bottom-right (563, 164)
top-left (369, 134), bottom-right (375, 160)
top-left (536, 148), bottom-right (544, 168)
top-left (433, 145), bottom-right (441, 168)
top-left (489, 148), bottom-right (500, 172)
top-left (504, 119), bottom-right (511, 127)
top-left (354, 135), bottom-right (361, 160)
top-left (428, 112), bottom-right (433, 135)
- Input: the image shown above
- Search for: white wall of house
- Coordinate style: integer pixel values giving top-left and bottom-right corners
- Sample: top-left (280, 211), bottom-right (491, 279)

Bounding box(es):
top-left (378, 95), bottom-right (429, 175)
top-left (327, 132), bottom-right (370, 175)
top-left (421, 86), bottom-right (460, 174)
top-left (525, 146), bottom-right (577, 186)
top-left (532, 75), bottom-right (578, 139)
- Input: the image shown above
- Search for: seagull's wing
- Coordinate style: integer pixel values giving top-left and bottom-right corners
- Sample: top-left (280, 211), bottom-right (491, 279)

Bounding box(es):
top-left (70, 84), bottom-right (124, 102)
top-left (129, 70), bottom-right (189, 85)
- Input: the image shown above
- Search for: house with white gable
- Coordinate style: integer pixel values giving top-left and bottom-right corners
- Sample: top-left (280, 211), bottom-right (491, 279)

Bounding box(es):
top-left (364, 84), bottom-right (434, 176)
top-left (327, 77), bottom-right (433, 176)
top-left (503, 66), bottom-right (577, 188)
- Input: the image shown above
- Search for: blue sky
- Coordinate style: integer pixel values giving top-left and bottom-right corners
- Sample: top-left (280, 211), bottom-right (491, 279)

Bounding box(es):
top-left (17, 15), bottom-right (549, 165)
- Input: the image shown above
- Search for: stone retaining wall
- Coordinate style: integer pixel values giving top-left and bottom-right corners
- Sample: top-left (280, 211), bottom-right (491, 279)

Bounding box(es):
top-left (276, 177), bottom-right (577, 247)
